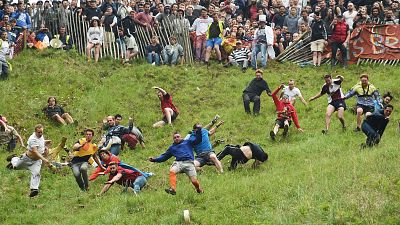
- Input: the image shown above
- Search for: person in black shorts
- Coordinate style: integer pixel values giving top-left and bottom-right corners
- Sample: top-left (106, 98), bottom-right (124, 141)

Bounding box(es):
top-left (216, 142), bottom-right (268, 170)
top-left (309, 74), bottom-right (346, 134)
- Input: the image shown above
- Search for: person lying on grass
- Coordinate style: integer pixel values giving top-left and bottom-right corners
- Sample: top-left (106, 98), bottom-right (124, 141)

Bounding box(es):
top-left (97, 161), bottom-right (152, 196)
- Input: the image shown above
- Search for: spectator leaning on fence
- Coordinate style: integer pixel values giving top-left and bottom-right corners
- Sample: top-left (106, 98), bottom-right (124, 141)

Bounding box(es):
top-left (162, 36), bottom-right (184, 65)
top-left (86, 16), bottom-right (103, 63)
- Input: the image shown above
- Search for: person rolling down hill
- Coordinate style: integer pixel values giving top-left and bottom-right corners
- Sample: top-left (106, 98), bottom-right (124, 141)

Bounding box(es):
top-left (217, 142), bottom-right (268, 170)
top-left (152, 86), bottom-right (180, 127)
top-left (149, 128), bottom-right (203, 195)
top-left (360, 104), bottom-right (393, 149)
top-left (270, 84), bottom-right (303, 140)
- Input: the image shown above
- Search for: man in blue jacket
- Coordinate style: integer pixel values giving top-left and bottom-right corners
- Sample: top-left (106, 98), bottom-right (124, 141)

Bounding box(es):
top-left (11, 3), bottom-right (31, 30)
top-left (149, 128), bottom-right (203, 195)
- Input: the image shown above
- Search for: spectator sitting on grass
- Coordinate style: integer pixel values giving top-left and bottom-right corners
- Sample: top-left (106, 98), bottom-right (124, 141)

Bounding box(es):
top-left (53, 25), bottom-right (73, 50)
top-left (43, 96), bottom-right (74, 125)
top-left (225, 40), bottom-right (251, 72)
top-left (152, 86), bottom-right (180, 127)
top-left (162, 36), bottom-right (184, 66)
top-left (146, 36), bottom-right (162, 66)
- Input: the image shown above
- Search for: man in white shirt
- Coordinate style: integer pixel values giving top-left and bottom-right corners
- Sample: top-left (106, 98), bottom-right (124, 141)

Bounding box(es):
top-left (7, 124), bottom-right (53, 197)
top-left (281, 79), bottom-right (308, 106)
top-left (343, 2), bottom-right (358, 30)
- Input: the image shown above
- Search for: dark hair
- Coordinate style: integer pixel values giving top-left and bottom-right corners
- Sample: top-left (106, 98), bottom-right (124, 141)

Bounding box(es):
top-left (324, 74), bottom-right (332, 79)
top-left (47, 96), bottom-right (57, 105)
top-left (383, 92), bottom-right (393, 100)
top-left (201, 8), bottom-right (208, 12)
top-left (385, 104), bottom-right (394, 110)
top-left (114, 114), bottom-right (122, 119)
top-left (144, 2), bottom-right (150, 6)
top-left (85, 128), bottom-right (95, 135)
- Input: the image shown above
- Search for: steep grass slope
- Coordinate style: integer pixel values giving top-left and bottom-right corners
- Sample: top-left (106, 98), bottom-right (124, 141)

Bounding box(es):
top-left (0, 50), bottom-right (399, 225)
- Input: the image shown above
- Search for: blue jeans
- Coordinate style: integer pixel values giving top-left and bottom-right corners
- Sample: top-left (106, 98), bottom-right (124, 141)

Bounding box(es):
top-left (251, 43), bottom-right (267, 70)
top-left (162, 50), bottom-right (180, 65)
top-left (362, 121), bottom-right (380, 147)
top-left (109, 144), bottom-right (121, 156)
top-left (147, 53), bottom-right (160, 65)
top-left (131, 175), bottom-right (147, 193)
top-left (331, 41), bottom-right (347, 66)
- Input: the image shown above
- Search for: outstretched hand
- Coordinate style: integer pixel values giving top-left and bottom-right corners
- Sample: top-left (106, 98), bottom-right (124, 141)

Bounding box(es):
top-left (297, 128), bottom-right (304, 132)
top-left (148, 157), bottom-right (154, 162)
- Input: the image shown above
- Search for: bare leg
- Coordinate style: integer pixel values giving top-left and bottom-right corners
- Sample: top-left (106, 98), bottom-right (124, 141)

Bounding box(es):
top-left (94, 44), bottom-right (101, 63)
top-left (325, 105), bottom-right (335, 131)
top-left (189, 176), bottom-right (202, 193)
top-left (52, 114), bottom-right (66, 125)
top-left (152, 120), bottom-right (166, 128)
top-left (204, 46), bottom-right (212, 62)
top-left (337, 107), bottom-right (346, 128)
top-left (312, 52), bottom-right (317, 65)
top-left (62, 113), bottom-right (74, 124)
top-left (209, 153), bottom-right (223, 173)
top-left (214, 45), bottom-right (221, 61)
top-left (317, 52), bottom-right (322, 66)
top-left (356, 107), bottom-right (363, 129)
top-left (164, 108), bottom-right (174, 125)
top-left (86, 43), bottom-right (94, 61)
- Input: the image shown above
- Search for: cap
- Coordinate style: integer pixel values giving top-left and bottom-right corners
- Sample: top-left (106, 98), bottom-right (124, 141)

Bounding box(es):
top-left (258, 15), bottom-right (266, 22)
top-left (91, 16), bottom-right (100, 21)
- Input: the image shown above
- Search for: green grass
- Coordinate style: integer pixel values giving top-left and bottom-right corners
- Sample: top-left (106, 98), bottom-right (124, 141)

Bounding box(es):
top-left (0, 50), bottom-right (399, 225)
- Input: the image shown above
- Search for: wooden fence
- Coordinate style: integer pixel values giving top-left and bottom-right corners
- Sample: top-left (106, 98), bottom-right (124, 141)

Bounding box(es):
top-left (30, 10), bottom-right (193, 63)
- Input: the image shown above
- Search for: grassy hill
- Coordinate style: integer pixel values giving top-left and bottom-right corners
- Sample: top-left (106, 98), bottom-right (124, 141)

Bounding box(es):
top-left (0, 50), bottom-right (399, 225)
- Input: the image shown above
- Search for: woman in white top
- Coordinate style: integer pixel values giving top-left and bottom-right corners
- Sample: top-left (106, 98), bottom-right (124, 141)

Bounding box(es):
top-left (86, 16), bottom-right (103, 62)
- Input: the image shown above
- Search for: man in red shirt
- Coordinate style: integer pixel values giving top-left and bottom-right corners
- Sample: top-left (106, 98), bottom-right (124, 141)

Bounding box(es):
top-left (97, 162), bottom-right (147, 195)
top-left (270, 84), bottom-right (303, 140)
top-left (152, 86), bottom-right (180, 127)
top-left (330, 14), bottom-right (350, 68)
top-left (89, 149), bottom-right (120, 181)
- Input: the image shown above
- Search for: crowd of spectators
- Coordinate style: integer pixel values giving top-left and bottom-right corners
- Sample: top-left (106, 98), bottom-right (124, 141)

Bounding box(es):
top-left (0, 0), bottom-right (399, 69)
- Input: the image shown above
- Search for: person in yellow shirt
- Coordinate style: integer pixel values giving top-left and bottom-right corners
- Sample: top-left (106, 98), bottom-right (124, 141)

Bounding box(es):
top-left (71, 129), bottom-right (102, 191)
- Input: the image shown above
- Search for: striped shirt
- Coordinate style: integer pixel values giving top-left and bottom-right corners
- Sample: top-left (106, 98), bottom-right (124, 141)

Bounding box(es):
top-left (229, 48), bottom-right (250, 62)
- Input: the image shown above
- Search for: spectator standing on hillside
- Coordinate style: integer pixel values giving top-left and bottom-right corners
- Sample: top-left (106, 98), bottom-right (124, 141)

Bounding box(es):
top-left (242, 69), bottom-right (272, 116)
top-left (281, 80), bottom-right (308, 106)
top-left (11, 2), bottom-right (31, 29)
top-left (6, 124), bottom-right (54, 197)
top-left (71, 129), bottom-right (101, 191)
top-left (251, 15), bottom-right (274, 70)
top-left (149, 129), bottom-right (203, 195)
top-left (344, 74), bottom-right (381, 132)
top-left (82, 0), bottom-right (103, 21)
top-left (310, 12), bottom-right (327, 67)
top-left (0, 116), bottom-right (25, 152)
top-left (309, 74), bottom-right (347, 134)
top-left (329, 13), bottom-right (349, 68)
top-left (217, 142), bottom-right (268, 170)
top-left (44, 96), bottom-right (74, 125)
top-left (190, 8), bottom-right (213, 62)
top-left (343, 2), bottom-right (357, 30)
top-left (134, 2), bottom-right (153, 28)
top-left (152, 86), bottom-right (180, 127)
top-left (0, 34), bottom-right (9, 79)
top-left (270, 84), bottom-right (303, 140)
top-left (360, 105), bottom-right (393, 149)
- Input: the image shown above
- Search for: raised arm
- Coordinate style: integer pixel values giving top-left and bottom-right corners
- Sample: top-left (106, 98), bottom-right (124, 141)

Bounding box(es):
top-left (152, 86), bottom-right (167, 95)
